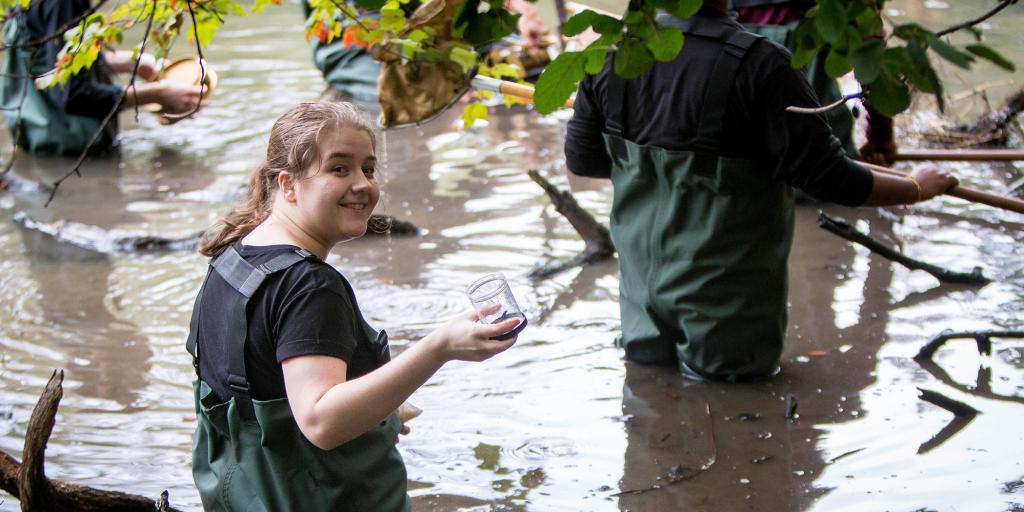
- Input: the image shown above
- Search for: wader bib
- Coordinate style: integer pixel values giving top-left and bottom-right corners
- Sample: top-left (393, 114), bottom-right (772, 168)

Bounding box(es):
top-left (0, 20), bottom-right (116, 155)
top-left (606, 17), bottom-right (794, 381)
top-left (186, 246), bottom-right (410, 511)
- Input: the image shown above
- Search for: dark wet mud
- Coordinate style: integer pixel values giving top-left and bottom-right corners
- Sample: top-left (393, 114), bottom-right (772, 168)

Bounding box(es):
top-left (1, 2), bottom-right (1023, 511)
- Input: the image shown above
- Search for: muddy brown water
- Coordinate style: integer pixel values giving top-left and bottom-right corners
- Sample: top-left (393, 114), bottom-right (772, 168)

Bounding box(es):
top-left (1, 2), bottom-right (1023, 511)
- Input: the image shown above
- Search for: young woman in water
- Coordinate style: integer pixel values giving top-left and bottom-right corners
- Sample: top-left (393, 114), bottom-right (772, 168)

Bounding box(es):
top-left (186, 102), bottom-right (520, 510)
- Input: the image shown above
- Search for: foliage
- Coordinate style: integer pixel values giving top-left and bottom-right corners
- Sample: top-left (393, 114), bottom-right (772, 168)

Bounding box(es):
top-left (793, 0), bottom-right (1015, 117)
top-left (11, 0), bottom-right (1020, 121)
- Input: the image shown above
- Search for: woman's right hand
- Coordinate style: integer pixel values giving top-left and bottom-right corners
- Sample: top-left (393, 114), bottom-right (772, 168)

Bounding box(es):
top-left (911, 165), bottom-right (959, 202)
top-left (428, 309), bottom-right (520, 362)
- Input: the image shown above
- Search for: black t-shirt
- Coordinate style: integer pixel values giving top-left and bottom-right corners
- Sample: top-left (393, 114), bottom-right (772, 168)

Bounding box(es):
top-left (564, 8), bottom-right (873, 207)
top-left (195, 243), bottom-right (384, 402)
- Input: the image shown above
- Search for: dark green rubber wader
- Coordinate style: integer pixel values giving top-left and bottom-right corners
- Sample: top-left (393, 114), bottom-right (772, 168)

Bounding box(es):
top-left (0, 21), bottom-right (116, 155)
top-left (187, 246), bottom-right (411, 511)
top-left (604, 19), bottom-right (795, 381)
top-left (192, 381), bottom-right (408, 512)
top-left (607, 137), bottom-right (794, 381)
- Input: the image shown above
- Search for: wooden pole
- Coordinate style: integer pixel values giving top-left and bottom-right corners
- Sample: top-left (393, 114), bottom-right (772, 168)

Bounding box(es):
top-left (894, 149), bottom-right (1024, 162)
top-left (859, 161), bottom-right (1024, 215)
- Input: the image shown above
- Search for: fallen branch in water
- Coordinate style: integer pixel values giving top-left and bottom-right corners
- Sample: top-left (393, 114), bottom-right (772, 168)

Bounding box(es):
top-left (612, 401), bottom-right (716, 497)
top-left (916, 388), bottom-right (979, 455)
top-left (918, 388), bottom-right (979, 418)
top-left (526, 170), bottom-right (615, 280)
top-left (914, 330), bottom-right (1024, 361)
top-left (817, 212), bottom-right (990, 285)
top-left (12, 212), bottom-right (419, 255)
top-left (0, 370), bottom-right (182, 511)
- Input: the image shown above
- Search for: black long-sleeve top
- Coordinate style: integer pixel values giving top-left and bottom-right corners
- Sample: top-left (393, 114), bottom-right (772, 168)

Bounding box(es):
top-left (22, 0), bottom-right (121, 119)
top-left (564, 9), bottom-right (873, 207)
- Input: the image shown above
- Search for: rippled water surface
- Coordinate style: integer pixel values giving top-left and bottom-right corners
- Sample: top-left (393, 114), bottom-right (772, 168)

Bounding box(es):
top-left (1, 2), bottom-right (1023, 511)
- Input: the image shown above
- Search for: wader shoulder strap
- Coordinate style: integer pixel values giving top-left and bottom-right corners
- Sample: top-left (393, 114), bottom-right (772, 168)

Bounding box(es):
top-left (692, 29), bottom-right (764, 153)
top-left (185, 246), bottom-right (314, 402)
top-left (605, 71), bottom-right (626, 139)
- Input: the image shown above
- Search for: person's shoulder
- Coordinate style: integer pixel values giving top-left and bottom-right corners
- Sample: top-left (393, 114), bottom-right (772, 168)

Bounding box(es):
top-left (745, 32), bottom-right (794, 67)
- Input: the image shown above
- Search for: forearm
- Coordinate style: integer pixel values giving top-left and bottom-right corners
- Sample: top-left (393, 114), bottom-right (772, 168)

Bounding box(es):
top-left (860, 170), bottom-right (920, 206)
top-left (104, 50), bottom-right (139, 74)
top-left (305, 336), bottom-right (445, 448)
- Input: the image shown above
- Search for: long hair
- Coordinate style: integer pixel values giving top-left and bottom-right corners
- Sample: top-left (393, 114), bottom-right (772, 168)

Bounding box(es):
top-left (199, 102), bottom-right (377, 257)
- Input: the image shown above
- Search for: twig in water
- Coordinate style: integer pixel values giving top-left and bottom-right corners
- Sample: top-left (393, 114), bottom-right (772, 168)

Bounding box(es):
top-left (914, 330), bottom-right (1024, 362)
top-left (918, 388), bottom-right (979, 418)
top-left (817, 212), bottom-right (990, 285)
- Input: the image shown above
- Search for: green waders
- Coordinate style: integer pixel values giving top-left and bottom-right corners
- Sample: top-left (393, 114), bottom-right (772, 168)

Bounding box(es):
top-left (607, 18), bottom-right (794, 381)
top-left (186, 246), bottom-right (411, 511)
top-left (741, 21), bottom-right (859, 158)
top-left (0, 20), bottom-right (116, 155)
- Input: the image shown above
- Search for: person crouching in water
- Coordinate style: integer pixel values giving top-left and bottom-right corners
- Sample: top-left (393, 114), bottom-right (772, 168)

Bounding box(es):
top-left (186, 102), bottom-right (520, 510)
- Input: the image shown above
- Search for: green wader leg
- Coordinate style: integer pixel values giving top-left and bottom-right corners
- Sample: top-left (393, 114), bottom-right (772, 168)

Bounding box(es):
top-left (605, 18), bottom-right (795, 381)
top-left (186, 246), bottom-right (411, 511)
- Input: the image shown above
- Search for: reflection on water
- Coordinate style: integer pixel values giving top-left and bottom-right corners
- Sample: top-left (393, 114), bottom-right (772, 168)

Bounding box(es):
top-left (1, 1), bottom-right (1023, 511)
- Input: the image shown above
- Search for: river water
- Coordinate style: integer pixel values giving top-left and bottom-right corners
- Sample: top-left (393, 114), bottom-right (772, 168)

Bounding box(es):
top-left (0, 2), bottom-right (1022, 511)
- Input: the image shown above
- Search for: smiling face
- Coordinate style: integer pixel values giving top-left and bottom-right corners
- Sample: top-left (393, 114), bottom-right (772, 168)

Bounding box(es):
top-left (289, 125), bottom-right (380, 246)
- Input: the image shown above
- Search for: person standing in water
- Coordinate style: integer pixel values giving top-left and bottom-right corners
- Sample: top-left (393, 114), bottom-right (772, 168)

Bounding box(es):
top-left (1, 0), bottom-right (209, 155)
top-left (564, 0), bottom-right (957, 382)
top-left (187, 102), bottom-right (520, 510)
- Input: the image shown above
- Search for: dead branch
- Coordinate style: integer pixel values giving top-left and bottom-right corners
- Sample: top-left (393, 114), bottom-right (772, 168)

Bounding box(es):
top-left (935, 0), bottom-right (1019, 37)
top-left (817, 212), bottom-right (990, 285)
top-left (914, 330), bottom-right (1024, 361)
top-left (526, 170), bottom-right (615, 280)
top-left (918, 388), bottom-right (979, 418)
top-left (0, 370), bottom-right (184, 512)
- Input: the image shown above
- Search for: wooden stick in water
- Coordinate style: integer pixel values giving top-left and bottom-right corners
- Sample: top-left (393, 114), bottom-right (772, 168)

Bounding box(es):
top-left (858, 161), bottom-right (1024, 215)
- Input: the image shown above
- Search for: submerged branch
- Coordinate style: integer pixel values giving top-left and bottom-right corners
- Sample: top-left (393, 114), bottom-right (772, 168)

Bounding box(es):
top-left (817, 212), bottom-right (990, 285)
top-left (526, 170), bottom-right (615, 280)
top-left (914, 330), bottom-right (1024, 361)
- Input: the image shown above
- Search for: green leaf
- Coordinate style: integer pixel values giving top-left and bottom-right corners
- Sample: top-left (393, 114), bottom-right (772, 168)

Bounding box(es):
top-left (253, 0), bottom-right (275, 13)
top-left (614, 37), bottom-right (654, 79)
top-left (585, 47), bottom-right (609, 74)
top-left (647, 26), bottom-right (683, 62)
top-left (624, 11), bottom-right (643, 24)
top-left (926, 34), bottom-right (973, 69)
top-left (453, 0), bottom-right (521, 46)
top-left (671, 0), bottom-right (703, 19)
top-left (849, 39), bottom-right (883, 83)
top-left (535, 51), bottom-right (586, 114)
top-left (815, 0), bottom-right (847, 44)
top-left (966, 44), bottom-right (1015, 72)
top-left (448, 45), bottom-right (478, 74)
top-left (461, 102), bottom-right (488, 128)
top-left (564, 10), bottom-right (597, 37)
top-left (866, 71), bottom-right (910, 117)
top-left (900, 42), bottom-right (942, 97)
top-left (854, 6), bottom-right (882, 37)
top-left (379, 5), bottom-right (405, 32)
top-left (355, 0), bottom-right (387, 10)
top-left (592, 15), bottom-right (623, 35)
top-left (824, 48), bottom-right (851, 77)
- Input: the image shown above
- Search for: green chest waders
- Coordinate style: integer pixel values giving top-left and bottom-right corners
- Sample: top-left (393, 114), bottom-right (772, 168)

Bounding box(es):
top-left (186, 247), bottom-right (411, 512)
top-left (740, 21), bottom-right (858, 158)
top-left (0, 21), bottom-right (116, 155)
top-left (605, 19), bottom-right (795, 381)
